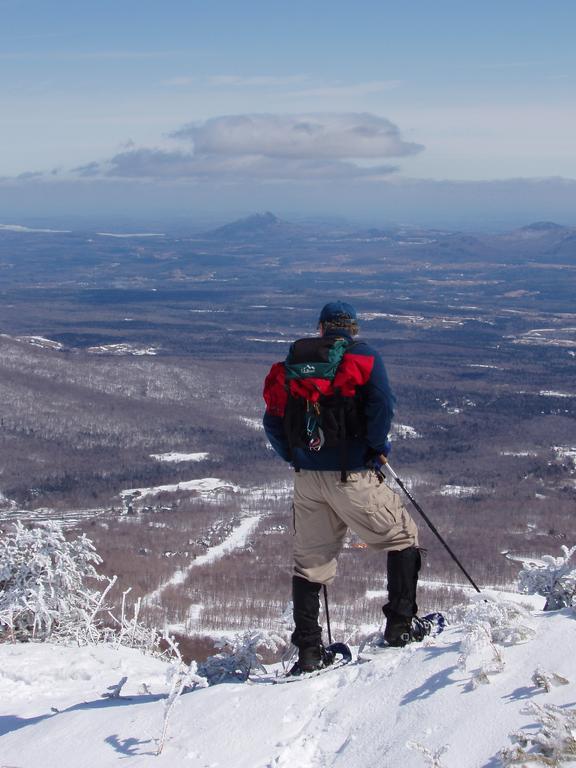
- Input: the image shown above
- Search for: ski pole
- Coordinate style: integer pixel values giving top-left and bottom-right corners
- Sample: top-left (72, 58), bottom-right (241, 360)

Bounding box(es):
top-left (323, 585), bottom-right (333, 645)
top-left (378, 459), bottom-right (482, 594)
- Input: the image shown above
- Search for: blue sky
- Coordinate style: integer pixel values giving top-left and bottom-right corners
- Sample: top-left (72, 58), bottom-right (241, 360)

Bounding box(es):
top-left (2, 0), bottom-right (575, 226)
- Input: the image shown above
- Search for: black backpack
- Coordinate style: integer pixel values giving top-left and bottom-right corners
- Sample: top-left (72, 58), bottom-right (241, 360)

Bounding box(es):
top-left (283, 336), bottom-right (366, 480)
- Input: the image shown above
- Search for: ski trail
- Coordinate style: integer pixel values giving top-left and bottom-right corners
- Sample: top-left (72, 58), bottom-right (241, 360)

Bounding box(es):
top-left (144, 514), bottom-right (261, 605)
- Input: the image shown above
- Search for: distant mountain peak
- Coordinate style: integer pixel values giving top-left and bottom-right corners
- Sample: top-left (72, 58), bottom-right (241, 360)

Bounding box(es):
top-left (205, 211), bottom-right (300, 240)
top-left (248, 211), bottom-right (280, 225)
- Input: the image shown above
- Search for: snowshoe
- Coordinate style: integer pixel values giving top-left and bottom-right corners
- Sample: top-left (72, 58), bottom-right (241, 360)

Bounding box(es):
top-left (287, 642), bottom-right (351, 677)
top-left (359, 612), bottom-right (445, 654)
top-left (249, 642), bottom-right (352, 685)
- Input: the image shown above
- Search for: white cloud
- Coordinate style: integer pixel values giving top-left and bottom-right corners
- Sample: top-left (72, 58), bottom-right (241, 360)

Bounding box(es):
top-left (64, 111), bottom-right (422, 183)
top-left (173, 113), bottom-right (422, 159)
top-left (104, 147), bottom-right (398, 181)
top-left (14, 112), bottom-right (421, 184)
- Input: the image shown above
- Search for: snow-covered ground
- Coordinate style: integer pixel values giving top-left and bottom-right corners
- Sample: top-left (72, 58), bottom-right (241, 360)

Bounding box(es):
top-left (0, 223), bottom-right (70, 233)
top-left (96, 232), bottom-right (166, 238)
top-left (121, 478), bottom-right (241, 501)
top-left (553, 446), bottom-right (576, 470)
top-left (392, 423), bottom-right (422, 439)
top-left (86, 343), bottom-right (160, 356)
top-left (11, 335), bottom-right (64, 350)
top-left (239, 416), bottom-right (264, 431)
top-left (149, 452), bottom-right (209, 463)
top-left (540, 390), bottom-right (574, 398)
top-left (1, 599), bottom-right (575, 767)
top-left (438, 484), bottom-right (484, 498)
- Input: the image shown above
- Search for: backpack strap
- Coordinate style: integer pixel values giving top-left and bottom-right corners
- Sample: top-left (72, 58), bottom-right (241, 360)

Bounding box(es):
top-left (336, 389), bottom-right (348, 482)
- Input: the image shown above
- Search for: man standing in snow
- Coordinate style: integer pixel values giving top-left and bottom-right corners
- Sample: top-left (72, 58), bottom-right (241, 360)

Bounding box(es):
top-left (263, 301), bottom-right (425, 674)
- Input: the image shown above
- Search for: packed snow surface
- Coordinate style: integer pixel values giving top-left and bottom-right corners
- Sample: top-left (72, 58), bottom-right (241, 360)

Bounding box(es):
top-left (1, 601), bottom-right (575, 767)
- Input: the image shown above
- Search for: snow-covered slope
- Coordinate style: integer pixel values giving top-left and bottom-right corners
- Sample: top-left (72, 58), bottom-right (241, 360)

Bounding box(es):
top-left (1, 599), bottom-right (575, 767)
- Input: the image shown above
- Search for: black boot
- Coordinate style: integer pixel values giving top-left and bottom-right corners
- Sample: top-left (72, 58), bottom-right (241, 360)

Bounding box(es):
top-left (291, 576), bottom-right (322, 649)
top-left (290, 577), bottom-right (334, 673)
top-left (383, 546), bottom-right (422, 646)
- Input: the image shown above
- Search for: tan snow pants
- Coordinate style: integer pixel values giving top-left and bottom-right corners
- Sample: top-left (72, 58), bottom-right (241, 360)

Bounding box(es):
top-left (292, 469), bottom-right (419, 585)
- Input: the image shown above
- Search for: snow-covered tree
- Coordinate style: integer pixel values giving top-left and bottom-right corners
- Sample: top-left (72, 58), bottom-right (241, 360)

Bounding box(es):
top-left (0, 521), bottom-right (103, 641)
top-left (517, 545), bottom-right (576, 611)
top-left (0, 521), bottom-right (162, 654)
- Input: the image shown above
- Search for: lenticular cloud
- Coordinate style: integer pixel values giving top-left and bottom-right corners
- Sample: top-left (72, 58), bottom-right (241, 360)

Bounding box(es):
top-left (173, 113), bottom-right (423, 160)
top-left (72, 112), bottom-right (423, 182)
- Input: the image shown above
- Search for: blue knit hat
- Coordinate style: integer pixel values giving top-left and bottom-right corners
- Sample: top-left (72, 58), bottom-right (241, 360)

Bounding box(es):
top-left (318, 301), bottom-right (357, 325)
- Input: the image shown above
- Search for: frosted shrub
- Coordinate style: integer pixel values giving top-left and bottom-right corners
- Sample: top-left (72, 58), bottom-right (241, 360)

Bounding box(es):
top-left (56, 584), bottom-right (163, 655)
top-left (500, 702), bottom-right (576, 765)
top-left (517, 545), bottom-right (576, 611)
top-left (0, 521), bottom-right (162, 654)
top-left (0, 521), bottom-right (103, 641)
top-left (532, 667), bottom-right (570, 693)
top-left (198, 629), bottom-right (284, 684)
top-left (449, 595), bottom-right (535, 686)
top-left (157, 634), bottom-right (208, 755)
top-left (450, 594), bottom-right (537, 647)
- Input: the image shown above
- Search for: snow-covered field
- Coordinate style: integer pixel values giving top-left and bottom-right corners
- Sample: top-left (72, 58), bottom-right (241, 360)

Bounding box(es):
top-left (553, 446), bottom-right (576, 470)
top-left (1, 599), bottom-right (575, 767)
top-left (149, 452), bottom-right (209, 463)
top-left (239, 416), bottom-right (265, 431)
top-left (96, 232), bottom-right (166, 238)
top-left (0, 223), bottom-right (70, 233)
top-left (14, 335), bottom-right (64, 350)
top-left (121, 478), bottom-right (241, 501)
top-left (86, 343), bottom-right (160, 356)
top-left (392, 423), bottom-right (422, 439)
top-left (438, 484), bottom-right (484, 498)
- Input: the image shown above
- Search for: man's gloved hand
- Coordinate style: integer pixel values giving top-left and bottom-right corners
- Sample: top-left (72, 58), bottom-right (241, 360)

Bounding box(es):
top-left (367, 440), bottom-right (391, 476)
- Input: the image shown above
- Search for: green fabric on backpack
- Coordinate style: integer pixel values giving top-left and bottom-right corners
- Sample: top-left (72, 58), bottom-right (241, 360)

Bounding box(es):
top-left (284, 338), bottom-right (350, 381)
